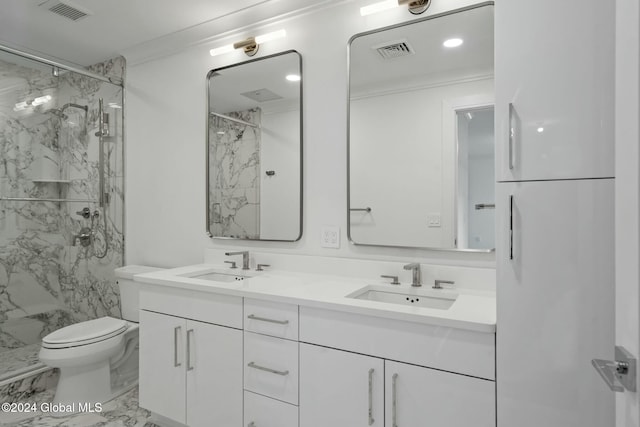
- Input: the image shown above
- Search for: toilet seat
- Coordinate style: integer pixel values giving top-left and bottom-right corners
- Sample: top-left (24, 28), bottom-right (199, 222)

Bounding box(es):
top-left (42, 316), bottom-right (128, 349)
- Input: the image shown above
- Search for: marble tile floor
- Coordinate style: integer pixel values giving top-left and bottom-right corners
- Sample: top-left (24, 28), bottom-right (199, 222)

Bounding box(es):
top-left (1, 386), bottom-right (157, 427)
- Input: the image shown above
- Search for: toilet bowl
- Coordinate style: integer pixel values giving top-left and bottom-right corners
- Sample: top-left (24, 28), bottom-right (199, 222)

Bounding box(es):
top-left (39, 265), bottom-right (163, 414)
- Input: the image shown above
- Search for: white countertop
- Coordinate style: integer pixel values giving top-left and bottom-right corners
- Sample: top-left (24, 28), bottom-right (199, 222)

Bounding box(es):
top-left (135, 264), bottom-right (496, 333)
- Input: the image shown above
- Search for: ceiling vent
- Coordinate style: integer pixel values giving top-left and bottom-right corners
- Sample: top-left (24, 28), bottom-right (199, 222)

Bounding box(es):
top-left (241, 89), bottom-right (282, 103)
top-left (373, 39), bottom-right (415, 59)
top-left (41, 1), bottom-right (92, 22)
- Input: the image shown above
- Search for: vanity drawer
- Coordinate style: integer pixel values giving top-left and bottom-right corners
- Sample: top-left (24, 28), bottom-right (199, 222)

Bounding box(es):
top-left (139, 286), bottom-right (242, 329)
top-left (244, 298), bottom-right (299, 340)
top-left (299, 307), bottom-right (495, 380)
top-left (244, 332), bottom-right (299, 405)
top-left (244, 391), bottom-right (298, 427)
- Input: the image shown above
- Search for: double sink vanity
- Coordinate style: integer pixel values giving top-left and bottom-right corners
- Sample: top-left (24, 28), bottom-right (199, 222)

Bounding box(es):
top-left (134, 250), bottom-right (496, 427)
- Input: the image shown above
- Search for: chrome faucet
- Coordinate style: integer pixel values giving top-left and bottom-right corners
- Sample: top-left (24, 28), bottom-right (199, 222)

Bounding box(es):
top-left (403, 263), bottom-right (422, 287)
top-left (225, 251), bottom-right (250, 270)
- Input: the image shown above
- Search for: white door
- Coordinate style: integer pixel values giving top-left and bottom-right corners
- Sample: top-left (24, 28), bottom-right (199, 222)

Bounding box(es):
top-left (615, 0), bottom-right (640, 424)
top-left (496, 179), bottom-right (615, 427)
top-left (138, 310), bottom-right (186, 424)
top-left (186, 320), bottom-right (243, 427)
top-left (299, 343), bottom-right (384, 427)
top-left (495, 0), bottom-right (614, 182)
top-left (385, 360), bottom-right (494, 427)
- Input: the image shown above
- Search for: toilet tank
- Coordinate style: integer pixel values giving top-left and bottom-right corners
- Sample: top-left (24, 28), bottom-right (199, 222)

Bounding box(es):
top-left (115, 265), bottom-right (165, 322)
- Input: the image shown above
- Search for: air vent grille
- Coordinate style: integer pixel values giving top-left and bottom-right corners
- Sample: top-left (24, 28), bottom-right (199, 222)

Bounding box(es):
top-left (374, 40), bottom-right (415, 59)
top-left (47, 1), bottom-right (90, 21)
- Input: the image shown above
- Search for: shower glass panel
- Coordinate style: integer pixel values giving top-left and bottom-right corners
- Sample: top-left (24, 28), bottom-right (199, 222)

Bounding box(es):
top-left (0, 49), bottom-right (124, 381)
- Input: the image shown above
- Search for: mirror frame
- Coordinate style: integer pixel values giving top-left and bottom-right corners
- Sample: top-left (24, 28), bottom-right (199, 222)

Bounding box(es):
top-left (206, 49), bottom-right (303, 242)
top-left (346, 2), bottom-right (495, 253)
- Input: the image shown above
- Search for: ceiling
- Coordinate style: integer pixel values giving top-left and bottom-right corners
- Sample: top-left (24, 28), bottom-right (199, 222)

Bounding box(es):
top-left (350, 4), bottom-right (494, 96)
top-left (0, 0), bottom-right (338, 67)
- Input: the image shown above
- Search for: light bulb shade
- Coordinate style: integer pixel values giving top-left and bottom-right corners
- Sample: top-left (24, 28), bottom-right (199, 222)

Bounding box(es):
top-left (210, 44), bottom-right (234, 57)
top-left (255, 29), bottom-right (287, 44)
top-left (360, 0), bottom-right (397, 16)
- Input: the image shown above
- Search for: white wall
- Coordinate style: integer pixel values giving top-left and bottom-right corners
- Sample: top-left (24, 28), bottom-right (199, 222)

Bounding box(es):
top-left (260, 107), bottom-right (301, 240)
top-left (124, 0), bottom-right (495, 269)
top-left (349, 78), bottom-right (493, 248)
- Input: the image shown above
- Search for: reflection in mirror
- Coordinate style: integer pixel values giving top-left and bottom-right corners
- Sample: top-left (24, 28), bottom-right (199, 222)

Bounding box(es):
top-left (348, 3), bottom-right (494, 251)
top-left (207, 50), bottom-right (302, 241)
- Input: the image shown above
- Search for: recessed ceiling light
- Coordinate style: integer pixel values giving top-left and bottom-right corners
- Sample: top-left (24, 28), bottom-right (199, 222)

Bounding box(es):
top-left (443, 38), bottom-right (464, 48)
top-left (286, 74), bottom-right (301, 82)
top-left (537, 127), bottom-right (545, 133)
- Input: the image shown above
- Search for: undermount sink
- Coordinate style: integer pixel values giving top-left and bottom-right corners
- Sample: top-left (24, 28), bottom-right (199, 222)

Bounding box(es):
top-left (184, 270), bottom-right (254, 283)
top-left (347, 285), bottom-right (457, 310)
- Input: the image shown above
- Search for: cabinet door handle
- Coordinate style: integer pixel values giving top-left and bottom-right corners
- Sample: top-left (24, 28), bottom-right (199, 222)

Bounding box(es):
top-left (368, 368), bottom-right (375, 426)
top-left (392, 373), bottom-right (398, 427)
top-left (247, 361), bottom-right (289, 376)
top-left (508, 102), bottom-right (515, 170)
top-left (509, 195), bottom-right (514, 260)
top-left (186, 329), bottom-right (194, 371)
top-left (174, 326), bottom-right (181, 367)
top-left (247, 314), bottom-right (289, 325)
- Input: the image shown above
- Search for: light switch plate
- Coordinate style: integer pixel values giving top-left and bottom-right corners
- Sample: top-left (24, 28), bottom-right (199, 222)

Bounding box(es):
top-left (321, 226), bottom-right (340, 248)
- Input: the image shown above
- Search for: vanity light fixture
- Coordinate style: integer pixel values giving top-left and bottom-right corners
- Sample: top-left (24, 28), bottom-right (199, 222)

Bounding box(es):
top-left (443, 38), bottom-right (464, 48)
top-left (360, 0), bottom-right (431, 16)
top-left (32, 95), bottom-right (52, 106)
top-left (210, 29), bottom-right (287, 58)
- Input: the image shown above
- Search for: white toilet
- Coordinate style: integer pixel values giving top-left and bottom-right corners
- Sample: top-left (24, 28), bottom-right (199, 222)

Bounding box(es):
top-left (39, 265), bottom-right (163, 411)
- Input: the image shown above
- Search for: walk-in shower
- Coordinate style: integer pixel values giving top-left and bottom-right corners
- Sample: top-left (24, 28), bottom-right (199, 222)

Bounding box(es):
top-left (0, 46), bottom-right (125, 386)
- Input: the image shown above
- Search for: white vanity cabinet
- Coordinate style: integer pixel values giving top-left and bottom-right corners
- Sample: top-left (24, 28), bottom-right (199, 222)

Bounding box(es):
top-left (299, 344), bottom-right (384, 427)
top-left (385, 361), bottom-right (494, 427)
top-left (243, 299), bottom-right (300, 427)
top-left (299, 344), bottom-right (495, 427)
top-left (138, 287), bottom-right (243, 427)
top-left (299, 307), bottom-right (496, 427)
top-left (495, 0), bottom-right (614, 182)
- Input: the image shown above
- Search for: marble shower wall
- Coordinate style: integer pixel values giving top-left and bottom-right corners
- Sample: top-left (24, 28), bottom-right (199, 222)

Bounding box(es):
top-left (209, 108), bottom-right (261, 238)
top-left (0, 53), bottom-right (125, 373)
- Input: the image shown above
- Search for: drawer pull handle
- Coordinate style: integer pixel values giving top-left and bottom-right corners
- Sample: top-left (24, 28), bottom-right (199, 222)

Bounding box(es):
top-left (368, 368), bottom-right (375, 425)
top-left (186, 329), bottom-right (194, 371)
top-left (392, 373), bottom-right (398, 427)
top-left (174, 326), bottom-right (181, 367)
top-left (247, 361), bottom-right (289, 376)
top-left (247, 314), bottom-right (289, 325)
top-left (509, 102), bottom-right (516, 170)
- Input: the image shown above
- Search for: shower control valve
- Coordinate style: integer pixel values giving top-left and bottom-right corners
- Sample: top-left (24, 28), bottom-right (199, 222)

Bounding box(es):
top-left (76, 207), bottom-right (91, 219)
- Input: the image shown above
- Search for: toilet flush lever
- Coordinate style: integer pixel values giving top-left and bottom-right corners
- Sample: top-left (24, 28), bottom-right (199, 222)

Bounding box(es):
top-left (592, 345), bottom-right (636, 392)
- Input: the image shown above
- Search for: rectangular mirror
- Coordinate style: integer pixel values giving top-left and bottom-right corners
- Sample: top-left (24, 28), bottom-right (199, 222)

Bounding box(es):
top-left (348, 3), bottom-right (494, 251)
top-left (207, 50), bottom-right (302, 241)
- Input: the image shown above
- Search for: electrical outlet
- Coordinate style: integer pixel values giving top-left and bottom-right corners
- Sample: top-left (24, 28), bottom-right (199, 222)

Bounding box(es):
top-left (427, 214), bottom-right (441, 228)
top-left (321, 226), bottom-right (340, 248)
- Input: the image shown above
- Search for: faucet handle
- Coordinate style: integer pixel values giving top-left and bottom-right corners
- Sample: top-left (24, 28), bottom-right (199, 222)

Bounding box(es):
top-left (256, 264), bottom-right (270, 271)
top-left (224, 260), bottom-right (237, 269)
top-left (380, 275), bottom-right (400, 285)
top-left (433, 279), bottom-right (455, 289)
